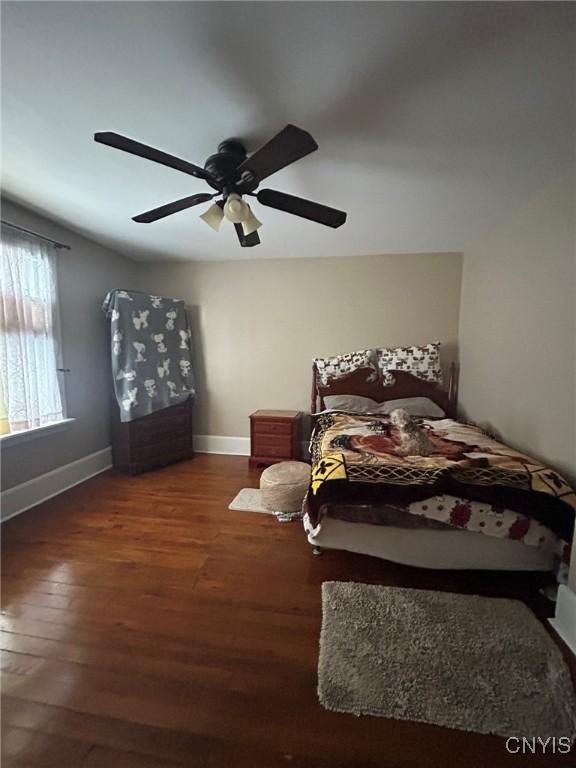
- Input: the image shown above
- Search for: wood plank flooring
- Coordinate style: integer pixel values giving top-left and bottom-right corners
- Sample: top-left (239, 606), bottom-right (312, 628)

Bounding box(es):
top-left (1, 454), bottom-right (574, 767)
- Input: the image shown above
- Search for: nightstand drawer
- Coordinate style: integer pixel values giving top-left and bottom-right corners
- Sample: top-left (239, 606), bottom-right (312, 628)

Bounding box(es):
top-left (252, 434), bottom-right (292, 453)
top-left (253, 420), bottom-right (293, 437)
top-left (253, 442), bottom-right (293, 458)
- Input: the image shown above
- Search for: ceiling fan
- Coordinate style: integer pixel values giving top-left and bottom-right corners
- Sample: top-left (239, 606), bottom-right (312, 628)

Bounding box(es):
top-left (94, 125), bottom-right (347, 247)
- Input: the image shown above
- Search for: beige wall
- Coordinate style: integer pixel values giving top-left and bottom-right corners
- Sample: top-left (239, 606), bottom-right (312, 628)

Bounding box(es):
top-left (138, 252), bottom-right (462, 437)
top-left (458, 176), bottom-right (576, 488)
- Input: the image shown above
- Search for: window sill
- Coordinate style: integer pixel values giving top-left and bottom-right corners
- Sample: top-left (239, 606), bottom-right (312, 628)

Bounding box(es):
top-left (0, 418), bottom-right (76, 446)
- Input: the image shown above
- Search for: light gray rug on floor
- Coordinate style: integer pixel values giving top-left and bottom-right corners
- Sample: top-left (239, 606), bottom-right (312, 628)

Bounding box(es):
top-left (319, 582), bottom-right (576, 739)
top-left (228, 488), bottom-right (273, 515)
top-left (228, 488), bottom-right (302, 522)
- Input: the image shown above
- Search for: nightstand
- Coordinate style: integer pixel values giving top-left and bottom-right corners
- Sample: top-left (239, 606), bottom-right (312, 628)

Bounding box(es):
top-left (249, 410), bottom-right (302, 468)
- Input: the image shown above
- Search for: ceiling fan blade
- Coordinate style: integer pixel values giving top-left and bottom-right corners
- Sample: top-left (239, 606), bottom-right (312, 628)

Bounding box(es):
top-left (237, 125), bottom-right (318, 183)
top-left (133, 193), bottom-right (215, 223)
top-left (234, 223), bottom-right (260, 247)
top-left (94, 132), bottom-right (213, 181)
top-left (257, 189), bottom-right (347, 228)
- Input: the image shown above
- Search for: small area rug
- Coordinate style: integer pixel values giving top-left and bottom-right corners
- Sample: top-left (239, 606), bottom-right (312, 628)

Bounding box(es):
top-left (228, 488), bottom-right (272, 515)
top-left (318, 581), bottom-right (576, 739)
top-left (228, 488), bottom-right (301, 522)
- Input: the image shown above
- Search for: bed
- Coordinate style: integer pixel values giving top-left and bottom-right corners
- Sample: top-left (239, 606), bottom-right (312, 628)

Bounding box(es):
top-left (305, 363), bottom-right (575, 577)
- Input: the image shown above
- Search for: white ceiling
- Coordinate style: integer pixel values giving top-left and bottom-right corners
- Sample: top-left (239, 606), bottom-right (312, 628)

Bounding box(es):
top-left (1, 2), bottom-right (574, 261)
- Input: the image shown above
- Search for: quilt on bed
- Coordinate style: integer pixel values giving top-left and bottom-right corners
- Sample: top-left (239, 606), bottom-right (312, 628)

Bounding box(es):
top-left (305, 413), bottom-right (576, 568)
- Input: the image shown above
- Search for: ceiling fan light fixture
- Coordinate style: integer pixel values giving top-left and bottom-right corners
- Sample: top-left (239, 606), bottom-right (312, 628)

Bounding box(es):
top-left (223, 193), bottom-right (249, 224)
top-left (200, 202), bottom-right (224, 232)
top-left (95, 125), bottom-right (346, 248)
top-left (242, 205), bottom-right (262, 236)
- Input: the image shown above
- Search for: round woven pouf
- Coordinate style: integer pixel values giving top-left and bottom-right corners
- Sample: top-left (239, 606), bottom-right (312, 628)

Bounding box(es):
top-left (260, 461), bottom-right (311, 513)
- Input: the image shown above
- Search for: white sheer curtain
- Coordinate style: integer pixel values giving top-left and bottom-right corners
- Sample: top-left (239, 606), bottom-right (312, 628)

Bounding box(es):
top-left (0, 226), bottom-right (64, 433)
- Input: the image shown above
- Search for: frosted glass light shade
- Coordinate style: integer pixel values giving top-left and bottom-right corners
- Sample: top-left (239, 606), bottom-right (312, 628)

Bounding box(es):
top-left (223, 193), bottom-right (249, 224)
top-left (200, 203), bottom-right (224, 232)
top-left (242, 205), bottom-right (262, 236)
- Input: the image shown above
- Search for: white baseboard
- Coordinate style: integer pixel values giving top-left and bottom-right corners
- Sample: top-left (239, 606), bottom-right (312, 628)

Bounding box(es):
top-left (193, 435), bottom-right (311, 460)
top-left (549, 585), bottom-right (576, 656)
top-left (1, 447), bottom-right (112, 522)
top-left (193, 435), bottom-right (250, 455)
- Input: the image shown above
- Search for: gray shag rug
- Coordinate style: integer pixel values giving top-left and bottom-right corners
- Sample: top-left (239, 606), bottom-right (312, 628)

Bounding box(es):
top-left (318, 582), bottom-right (576, 739)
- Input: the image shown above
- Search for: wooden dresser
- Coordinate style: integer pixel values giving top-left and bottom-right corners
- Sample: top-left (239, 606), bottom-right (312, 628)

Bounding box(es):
top-left (249, 410), bottom-right (302, 468)
top-left (112, 398), bottom-right (194, 475)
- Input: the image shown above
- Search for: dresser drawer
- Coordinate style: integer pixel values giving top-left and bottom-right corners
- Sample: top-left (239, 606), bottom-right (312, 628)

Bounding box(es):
top-left (133, 411), bottom-right (188, 434)
top-left (132, 419), bottom-right (189, 446)
top-left (253, 419), bottom-right (293, 437)
top-left (132, 435), bottom-right (191, 462)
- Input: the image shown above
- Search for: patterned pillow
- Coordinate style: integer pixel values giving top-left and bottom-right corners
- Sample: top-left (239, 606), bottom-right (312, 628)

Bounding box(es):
top-left (314, 349), bottom-right (376, 386)
top-left (376, 342), bottom-right (442, 385)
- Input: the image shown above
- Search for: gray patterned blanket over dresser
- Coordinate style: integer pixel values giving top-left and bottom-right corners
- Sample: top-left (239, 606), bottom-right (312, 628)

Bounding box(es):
top-left (103, 289), bottom-right (196, 422)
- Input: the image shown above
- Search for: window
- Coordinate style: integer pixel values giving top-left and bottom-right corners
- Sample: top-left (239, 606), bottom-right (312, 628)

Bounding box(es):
top-left (0, 225), bottom-right (65, 436)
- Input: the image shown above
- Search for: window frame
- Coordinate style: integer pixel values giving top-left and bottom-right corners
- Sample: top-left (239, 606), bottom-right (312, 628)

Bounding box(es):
top-left (0, 225), bottom-right (73, 441)
top-left (0, 417), bottom-right (75, 445)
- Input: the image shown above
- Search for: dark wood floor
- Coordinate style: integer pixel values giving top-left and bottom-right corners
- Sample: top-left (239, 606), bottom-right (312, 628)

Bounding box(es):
top-left (1, 454), bottom-right (574, 767)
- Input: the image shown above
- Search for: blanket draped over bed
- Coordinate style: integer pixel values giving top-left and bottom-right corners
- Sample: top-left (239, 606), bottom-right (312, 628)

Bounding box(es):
top-left (305, 413), bottom-right (576, 565)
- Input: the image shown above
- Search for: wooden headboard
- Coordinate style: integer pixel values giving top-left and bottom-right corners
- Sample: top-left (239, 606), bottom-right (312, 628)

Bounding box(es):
top-left (311, 364), bottom-right (458, 418)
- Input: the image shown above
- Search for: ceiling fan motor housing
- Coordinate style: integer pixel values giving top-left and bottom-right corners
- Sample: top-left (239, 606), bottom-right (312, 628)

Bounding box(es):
top-left (204, 140), bottom-right (257, 193)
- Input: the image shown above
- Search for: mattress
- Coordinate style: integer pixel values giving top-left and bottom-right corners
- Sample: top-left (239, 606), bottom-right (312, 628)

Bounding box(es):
top-left (307, 516), bottom-right (555, 572)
